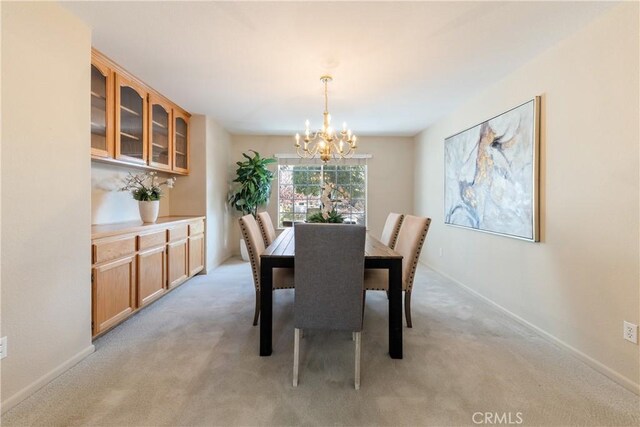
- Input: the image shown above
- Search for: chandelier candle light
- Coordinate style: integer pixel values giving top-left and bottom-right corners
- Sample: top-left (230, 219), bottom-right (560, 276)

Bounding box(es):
top-left (294, 75), bottom-right (357, 163)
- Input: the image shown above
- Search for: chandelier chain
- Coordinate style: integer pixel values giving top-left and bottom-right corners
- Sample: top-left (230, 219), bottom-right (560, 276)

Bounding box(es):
top-left (324, 79), bottom-right (328, 114)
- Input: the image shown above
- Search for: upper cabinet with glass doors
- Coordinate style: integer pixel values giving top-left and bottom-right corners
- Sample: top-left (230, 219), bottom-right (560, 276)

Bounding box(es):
top-left (90, 48), bottom-right (191, 175)
top-left (173, 109), bottom-right (190, 174)
top-left (148, 94), bottom-right (172, 171)
top-left (115, 74), bottom-right (147, 165)
top-left (90, 52), bottom-right (114, 159)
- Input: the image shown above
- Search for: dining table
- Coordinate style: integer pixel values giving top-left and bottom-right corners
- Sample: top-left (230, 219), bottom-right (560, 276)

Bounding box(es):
top-left (259, 226), bottom-right (404, 359)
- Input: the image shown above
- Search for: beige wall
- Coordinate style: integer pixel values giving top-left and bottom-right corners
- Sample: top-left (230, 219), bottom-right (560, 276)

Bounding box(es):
top-left (229, 135), bottom-right (415, 254)
top-left (170, 115), bottom-right (233, 270)
top-left (91, 163), bottom-right (171, 225)
top-left (204, 118), bottom-right (234, 268)
top-left (414, 3), bottom-right (639, 393)
top-left (0, 0), bottom-right (3, 408)
top-left (1, 2), bottom-right (94, 411)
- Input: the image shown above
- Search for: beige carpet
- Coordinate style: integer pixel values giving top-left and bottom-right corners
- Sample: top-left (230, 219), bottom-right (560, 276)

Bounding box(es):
top-left (2, 258), bottom-right (638, 426)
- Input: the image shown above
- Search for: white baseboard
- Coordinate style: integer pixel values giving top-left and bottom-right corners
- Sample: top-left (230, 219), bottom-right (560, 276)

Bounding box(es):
top-left (205, 252), bottom-right (234, 274)
top-left (1, 344), bottom-right (95, 414)
top-left (425, 263), bottom-right (640, 396)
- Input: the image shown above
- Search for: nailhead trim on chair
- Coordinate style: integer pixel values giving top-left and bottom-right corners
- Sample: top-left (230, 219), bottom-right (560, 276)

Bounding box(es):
top-left (256, 214), bottom-right (270, 247)
top-left (388, 214), bottom-right (405, 250)
top-left (240, 216), bottom-right (295, 292)
top-left (405, 218), bottom-right (431, 293)
top-left (364, 217), bottom-right (430, 293)
top-left (239, 217), bottom-right (261, 292)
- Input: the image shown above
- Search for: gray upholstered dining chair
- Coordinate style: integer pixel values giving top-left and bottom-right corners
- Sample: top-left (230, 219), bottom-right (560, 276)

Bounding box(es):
top-left (380, 212), bottom-right (404, 249)
top-left (256, 211), bottom-right (277, 247)
top-left (364, 215), bottom-right (431, 328)
top-left (239, 214), bottom-right (294, 326)
top-left (293, 223), bottom-right (366, 389)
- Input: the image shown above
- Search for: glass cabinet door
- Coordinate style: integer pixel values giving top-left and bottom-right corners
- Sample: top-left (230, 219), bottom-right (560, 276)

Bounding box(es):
top-left (173, 111), bottom-right (189, 173)
top-left (90, 59), bottom-right (113, 158)
top-left (149, 96), bottom-right (172, 170)
top-left (116, 75), bottom-right (147, 164)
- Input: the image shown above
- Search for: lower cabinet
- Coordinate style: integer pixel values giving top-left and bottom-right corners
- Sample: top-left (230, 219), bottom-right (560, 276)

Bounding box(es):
top-left (91, 217), bottom-right (205, 338)
top-left (137, 245), bottom-right (166, 306)
top-left (167, 238), bottom-right (188, 288)
top-left (189, 233), bottom-right (205, 276)
top-left (92, 255), bottom-right (136, 335)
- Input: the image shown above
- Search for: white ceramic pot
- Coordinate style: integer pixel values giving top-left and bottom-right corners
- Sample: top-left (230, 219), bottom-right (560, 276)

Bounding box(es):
top-left (139, 200), bottom-right (160, 223)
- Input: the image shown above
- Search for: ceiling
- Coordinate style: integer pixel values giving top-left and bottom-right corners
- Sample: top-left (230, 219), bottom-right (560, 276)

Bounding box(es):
top-left (62, 1), bottom-right (613, 136)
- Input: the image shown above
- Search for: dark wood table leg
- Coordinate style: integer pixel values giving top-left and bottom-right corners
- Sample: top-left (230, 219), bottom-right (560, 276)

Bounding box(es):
top-left (260, 259), bottom-right (273, 356)
top-left (388, 258), bottom-right (403, 359)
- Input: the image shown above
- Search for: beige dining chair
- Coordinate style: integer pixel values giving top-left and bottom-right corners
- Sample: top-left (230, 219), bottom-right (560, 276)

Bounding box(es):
top-left (256, 211), bottom-right (277, 247)
top-left (293, 223), bottom-right (366, 389)
top-left (364, 215), bottom-right (431, 328)
top-left (239, 214), bottom-right (294, 326)
top-left (380, 212), bottom-right (404, 249)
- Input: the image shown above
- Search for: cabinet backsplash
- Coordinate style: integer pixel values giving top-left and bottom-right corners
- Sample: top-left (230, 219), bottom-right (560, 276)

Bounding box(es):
top-left (91, 162), bottom-right (171, 225)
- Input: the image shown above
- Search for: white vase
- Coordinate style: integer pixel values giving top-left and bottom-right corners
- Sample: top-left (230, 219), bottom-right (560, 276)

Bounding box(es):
top-left (139, 200), bottom-right (160, 223)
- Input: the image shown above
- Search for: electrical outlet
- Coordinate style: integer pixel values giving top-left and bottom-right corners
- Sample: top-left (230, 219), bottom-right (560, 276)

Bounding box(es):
top-left (0, 336), bottom-right (7, 359)
top-left (623, 321), bottom-right (638, 344)
top-left (439, 248), bottom-right (443, 257)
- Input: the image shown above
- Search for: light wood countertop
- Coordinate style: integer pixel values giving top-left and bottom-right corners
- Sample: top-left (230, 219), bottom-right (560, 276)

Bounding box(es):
top-left (92, 216), bottom-right (205, 240)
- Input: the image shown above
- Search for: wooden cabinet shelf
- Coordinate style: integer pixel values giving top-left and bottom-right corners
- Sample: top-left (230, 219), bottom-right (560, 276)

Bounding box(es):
top-left (91, 216), bottom-right (205, 338)
top-left (91, 91), bottom-right (106, 100)
top-left (91, 48), bottom-right (190, 175)
top-left (120, 131), bottom-right (140, 141)
top-left (91, 123), bottom-right (106, 133)
top-left (120, 105), bottom-right (141, 117)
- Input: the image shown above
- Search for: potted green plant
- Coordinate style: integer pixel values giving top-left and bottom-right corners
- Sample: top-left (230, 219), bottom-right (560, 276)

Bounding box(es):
top-left (120, 171), bottom-right (176, 223)
top-left (228, 150), bottom-right (276, 259)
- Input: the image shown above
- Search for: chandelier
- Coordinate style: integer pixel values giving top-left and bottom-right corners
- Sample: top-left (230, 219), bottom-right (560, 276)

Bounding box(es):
top-left (294, 75), bottom-right (357, 163)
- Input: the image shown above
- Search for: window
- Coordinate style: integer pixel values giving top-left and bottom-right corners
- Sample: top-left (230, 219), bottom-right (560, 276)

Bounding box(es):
top-left (278, 163), bottom-right (367, 227)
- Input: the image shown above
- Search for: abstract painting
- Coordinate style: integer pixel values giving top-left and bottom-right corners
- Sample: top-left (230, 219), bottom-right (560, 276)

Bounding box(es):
top-left (444, 98), bottom-right (540, 241)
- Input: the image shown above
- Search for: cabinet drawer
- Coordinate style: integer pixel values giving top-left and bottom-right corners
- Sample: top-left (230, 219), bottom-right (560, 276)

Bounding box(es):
top-left (138, 230), bottom-right (167, 250)
top-left (168, 224), bottom-right (188, 242)
top-left (93, 236), bottom-right (136, 264)
top-left (189, 220), bottom-right (205, 236)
